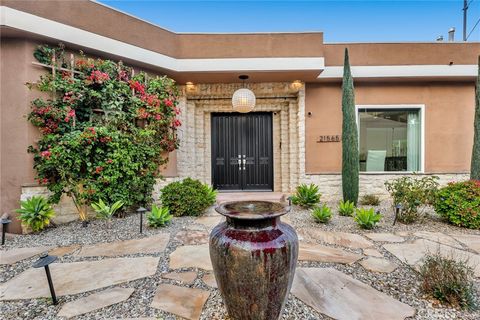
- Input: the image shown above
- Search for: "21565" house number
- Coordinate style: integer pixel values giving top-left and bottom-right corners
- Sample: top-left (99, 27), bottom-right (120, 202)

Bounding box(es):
top-left (317, 135), bottom-right (341, 142)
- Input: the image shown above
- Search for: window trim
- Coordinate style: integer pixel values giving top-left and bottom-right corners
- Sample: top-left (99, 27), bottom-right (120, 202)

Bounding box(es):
top-left (355, 104), bottom-right (425, 173)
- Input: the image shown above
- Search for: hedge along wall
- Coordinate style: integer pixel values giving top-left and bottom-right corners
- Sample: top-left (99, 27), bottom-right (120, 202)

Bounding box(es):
top-left (26, 44), bottom-right (181, 221)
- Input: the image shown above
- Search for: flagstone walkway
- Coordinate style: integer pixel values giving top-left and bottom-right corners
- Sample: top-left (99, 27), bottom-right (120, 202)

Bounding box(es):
top-left (1, 207), bottom-right (480, 319)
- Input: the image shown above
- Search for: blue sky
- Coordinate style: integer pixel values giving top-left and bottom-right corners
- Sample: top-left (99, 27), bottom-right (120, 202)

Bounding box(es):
top-left (99, 0), bottom-right (480, 42)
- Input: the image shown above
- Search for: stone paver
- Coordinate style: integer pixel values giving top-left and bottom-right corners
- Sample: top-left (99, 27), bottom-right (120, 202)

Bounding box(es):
top-left (365, 233), bottom-right (405, 243)
top-left (359, 257), bottom-right (397, 273)
top-left (162, 271), bottom-right (197, 284)
top-left (299, 242), bottom-right (362, 264)
top-left (57, 287), bottom-right (134, 318)
top-left (0, 246), bottom-right (53, 265)
top-left (194, 216), bottom-right (224, 230)
top-left (151, 284), bottom-right (210, 320)
top-left (77, 233), bottom-right (170, 257)
top-left (174, 230), bottom-right (209, 245)
top-left (106, 318), bottom-right (156, 320)
top-left (383, 239), bottom-right (480, 277)
top-left (363, 248), bottom-right (384, 258)
top-left (413, 231), bottom-right (462, 249)
top-left (451, 234), bottom-right (480, 253)
top-left (292, 268), bottom-right (415, 320)
top-left (301, 229), bottom-right (373, 249)
top-left (281, 215), bottom-right (292, 225)
top-left (169, 244), bottom-right (213, 270)
top-left (202, 273), bottom-right (218, 288)
top-left (0, 257), bottom-right (159, 300)
top-left (49, 244), bottom-right (81, 256)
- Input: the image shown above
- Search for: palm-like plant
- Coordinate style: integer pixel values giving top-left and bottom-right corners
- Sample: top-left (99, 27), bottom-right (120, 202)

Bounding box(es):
top-left (354, 208), bottom-right (382, 229)
top-left (16, 196), bottom-right (55, 232)
top-left (204, 185), bottom-right (218, 205)
top-left (91, 199), bottom-right (124, 220)
top-left (147, 204), bottom-right (172, 228)
top-left (338, 200), bottom-right (355, 216)
top-left (291, 183), bottom-right (321, 208)
top-left (312, 204), bottom-right (332, 223)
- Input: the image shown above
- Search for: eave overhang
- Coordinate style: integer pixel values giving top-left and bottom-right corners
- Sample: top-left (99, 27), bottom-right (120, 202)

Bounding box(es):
top-left (0, 6), bottom-right (325, 83)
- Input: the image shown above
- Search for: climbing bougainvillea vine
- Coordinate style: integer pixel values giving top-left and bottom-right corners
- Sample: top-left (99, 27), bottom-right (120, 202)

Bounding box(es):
top-left (27, 44), bottom-right (181, 220)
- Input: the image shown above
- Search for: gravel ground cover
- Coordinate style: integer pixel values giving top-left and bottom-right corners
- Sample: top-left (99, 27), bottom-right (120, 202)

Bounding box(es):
top-left (1, 200), bottom-right (479, 320)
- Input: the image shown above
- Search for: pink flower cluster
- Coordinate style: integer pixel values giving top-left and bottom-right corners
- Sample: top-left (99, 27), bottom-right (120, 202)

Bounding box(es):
top-left (87, 70), bottom-right (110, 84)
top-left (40, 150), bottom-right (52, 159)
top-left (64, 109), bottom-right (75, 123)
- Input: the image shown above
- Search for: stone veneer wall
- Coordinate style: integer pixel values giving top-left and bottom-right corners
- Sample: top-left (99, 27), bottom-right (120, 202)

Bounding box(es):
top-left (20, 185), bottom-right (80, 225)
top-left (301, 173), bottom-right (470, 201)
top-left (173, 82), bottom-right (306, 193)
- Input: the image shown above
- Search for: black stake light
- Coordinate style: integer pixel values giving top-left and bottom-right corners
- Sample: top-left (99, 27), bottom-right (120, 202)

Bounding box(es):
top-left (137, 207), bottom-right (147, 234)
top-left (33, 253), bottom-right (58, 305)
top-left (1, 218), bottom-right (11, 245)
top-left (393, 204), bottom-right (402, 226)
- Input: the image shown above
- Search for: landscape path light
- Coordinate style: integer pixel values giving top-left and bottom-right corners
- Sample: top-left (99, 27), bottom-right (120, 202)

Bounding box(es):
top-left (393, 204), bottom-right (403, 226)
top-left (1, 218), bottom-right (11, 245)
top-left (137, 207), bottom-right (147, 234)
top-left (33, 253), bottom-right (58, 305)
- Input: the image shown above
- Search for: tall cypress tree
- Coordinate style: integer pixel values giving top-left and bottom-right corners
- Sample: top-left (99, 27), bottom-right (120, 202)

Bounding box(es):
top-left (471, 56), bottom-right (480, 180)
top-left (341, 48), bottom-right (359, 204)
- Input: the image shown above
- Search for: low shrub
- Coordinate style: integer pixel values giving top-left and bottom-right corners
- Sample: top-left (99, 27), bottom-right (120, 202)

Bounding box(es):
top-left (91, 199), bottom-right (124, 220)
top-left (384, 175), bottom-right (439, 224)
top-left (419, 252), bottom-right (478, 310)
top-left (291, 183), bottom-right (321, 208)
top-left (433, 180), bottom-right (480, 229)
top-left (16, 196), bottom-right (55, 232)
top-left (147, 204), bottom-right (172, 228)
top-left (354, 208), bottom-right (381, 229)
top-left (359, 194), bottom-right (380, 206)
top-left (160, 178), bottom-right (217, 217)
top-left (311, 204), bottom-right (332, 223)
top-left (338, 200), bottom-right (355, 216)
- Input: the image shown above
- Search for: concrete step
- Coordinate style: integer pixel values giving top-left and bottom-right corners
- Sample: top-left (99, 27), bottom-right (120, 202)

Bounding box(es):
top-left (216, 192), bottom-right (287, 204)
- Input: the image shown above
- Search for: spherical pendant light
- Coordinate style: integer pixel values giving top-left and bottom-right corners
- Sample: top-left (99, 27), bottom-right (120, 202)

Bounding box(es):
top-left (232, 75), bottom-right (255, 113)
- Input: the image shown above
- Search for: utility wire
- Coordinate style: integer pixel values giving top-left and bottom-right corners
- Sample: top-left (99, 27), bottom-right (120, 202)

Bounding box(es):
top-left (466, 16), bottom-right (480, 40)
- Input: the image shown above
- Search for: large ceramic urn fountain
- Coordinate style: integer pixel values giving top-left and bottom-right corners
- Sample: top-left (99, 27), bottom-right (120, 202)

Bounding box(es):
top-left (209, 200), bottom-right (298, 320)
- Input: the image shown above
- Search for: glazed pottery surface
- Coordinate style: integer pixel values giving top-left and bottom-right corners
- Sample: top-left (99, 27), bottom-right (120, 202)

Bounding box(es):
top-left (210, 200), bottom-right (298, 320)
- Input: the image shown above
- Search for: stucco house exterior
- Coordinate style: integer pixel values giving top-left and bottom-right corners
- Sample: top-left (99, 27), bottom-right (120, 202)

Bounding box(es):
top-left (1, 0), bottom-right (479, 233)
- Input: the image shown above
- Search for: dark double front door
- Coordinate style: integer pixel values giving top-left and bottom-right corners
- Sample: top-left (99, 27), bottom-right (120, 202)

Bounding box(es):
top-left (211, 112), bottom-right (273, 191)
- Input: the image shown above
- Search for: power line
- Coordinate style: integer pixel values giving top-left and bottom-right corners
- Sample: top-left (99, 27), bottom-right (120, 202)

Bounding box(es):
top-left (466, 16), bottom-right (480, 40)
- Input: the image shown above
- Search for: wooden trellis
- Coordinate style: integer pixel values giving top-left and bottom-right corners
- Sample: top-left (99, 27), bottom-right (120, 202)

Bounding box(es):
top-left (31, 49), bottom-right (168, 129)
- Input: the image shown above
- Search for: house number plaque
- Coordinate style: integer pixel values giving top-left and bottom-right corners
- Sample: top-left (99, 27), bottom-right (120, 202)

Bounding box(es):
top-left (317, 135), bottom-right (341, 143)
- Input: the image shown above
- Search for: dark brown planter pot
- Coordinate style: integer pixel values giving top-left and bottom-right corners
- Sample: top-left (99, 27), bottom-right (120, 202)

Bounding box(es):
top-left (209, 201), bottom-right (298, 320)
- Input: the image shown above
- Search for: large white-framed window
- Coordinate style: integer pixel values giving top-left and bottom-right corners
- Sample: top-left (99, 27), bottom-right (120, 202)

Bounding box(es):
top-left (356, 105), bottom-right (425, 173)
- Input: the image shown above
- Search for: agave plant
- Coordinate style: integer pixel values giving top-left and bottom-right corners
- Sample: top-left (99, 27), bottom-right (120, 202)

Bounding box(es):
top-left (291, 183), bottom-right (321, 208)
top-left (147, 204), bottom-right (172, 228)
top-left (91, 199), bottom-right (124, 220)
top-left (16, 196), bottom-right (55, 232)
top-left (311, 204), bottom-right (332, 223)
top-left (338, 200), bottom-right (355, 216)
top-left (204, 185), bottom-right (218, 205)
top-left (354, 208), bottom-right (382, 229)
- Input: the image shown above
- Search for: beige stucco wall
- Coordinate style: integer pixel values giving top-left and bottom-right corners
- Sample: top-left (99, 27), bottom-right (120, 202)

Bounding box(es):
top-left (323, 43), bottom-right (480, 66)
top-left (1, 39), bottom-right (43, 233)
top-left (305, 82), bottom-right (475, 174)
top-left (1, 0), bottom-right (324, 59)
